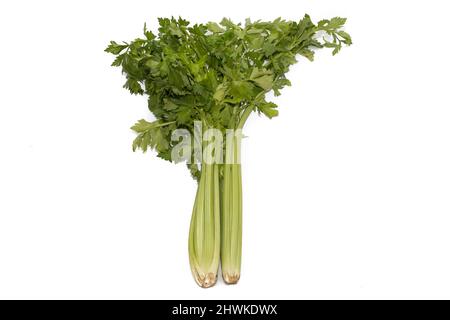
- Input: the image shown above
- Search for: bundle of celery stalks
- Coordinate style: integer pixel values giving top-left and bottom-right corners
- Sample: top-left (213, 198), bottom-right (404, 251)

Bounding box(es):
top-left (106, 15), bottom-right (351, 287)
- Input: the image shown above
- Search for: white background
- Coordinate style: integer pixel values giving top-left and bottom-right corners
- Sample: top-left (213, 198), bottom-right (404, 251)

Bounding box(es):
top-left (0, 0), bottom-right (449, 299)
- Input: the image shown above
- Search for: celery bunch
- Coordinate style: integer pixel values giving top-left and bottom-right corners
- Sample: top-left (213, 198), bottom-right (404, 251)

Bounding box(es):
top-left (106, 16), bottom-right (351, 287)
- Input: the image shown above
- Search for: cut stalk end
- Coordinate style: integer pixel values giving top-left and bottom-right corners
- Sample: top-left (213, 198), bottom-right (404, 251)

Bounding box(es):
top-left (223, 272), bottom-right (240, 285)
top-left (193, 271), bottom-right (218, 288)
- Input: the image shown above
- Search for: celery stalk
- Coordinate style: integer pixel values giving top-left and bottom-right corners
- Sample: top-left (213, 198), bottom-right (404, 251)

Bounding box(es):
top-left (221, 134), bottom-right (242, 284)
top-left (188, 163), bottom-right (221, 288)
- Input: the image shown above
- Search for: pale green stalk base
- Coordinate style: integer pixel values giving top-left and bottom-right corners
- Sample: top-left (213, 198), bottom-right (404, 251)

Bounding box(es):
top-left (221, 136), bottom-right (242, 284)
top-left (188, 163), bottom-right (221, 288)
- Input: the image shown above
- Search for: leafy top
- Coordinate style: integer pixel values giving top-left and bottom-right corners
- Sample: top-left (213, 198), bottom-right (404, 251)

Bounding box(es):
top-left (106, 16), bottom-right (351, 179)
